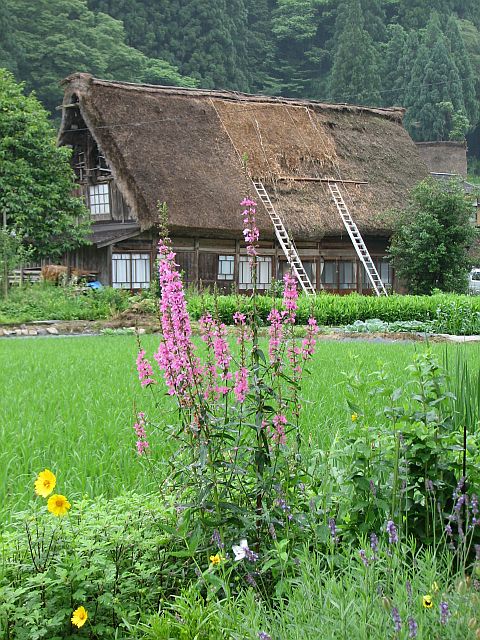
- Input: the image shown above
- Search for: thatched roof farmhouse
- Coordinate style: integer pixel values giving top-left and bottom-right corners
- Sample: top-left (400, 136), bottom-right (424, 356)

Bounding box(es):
top-left (59, 73), bottom-right (429, 292)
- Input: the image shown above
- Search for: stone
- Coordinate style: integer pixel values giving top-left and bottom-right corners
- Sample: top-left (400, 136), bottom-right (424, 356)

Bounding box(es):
top-left (28, 330), bottom-right (38, 336)
top-left (46, 327), bottom-right (59, 335)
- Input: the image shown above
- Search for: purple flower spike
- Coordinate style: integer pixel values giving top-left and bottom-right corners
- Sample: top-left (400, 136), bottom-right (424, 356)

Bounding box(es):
top-left (406, 580), bottom-right (412, 601)
top-left (258, 633), bottom-right (272, 640)
top-left (391, 607), bottom-right (402, 633)
top-left (439, 601), bottom-right (450, 625)
top-left (359, 549), bottom-right (369, 567)
top-left (408, 616), bottom-right (418, 638)
top-left (386, 520), bottom-right (398, 544)
top-left (211, 529), bottom-right (224, 550)
top-left (328, 518), bottom-right (338, 542)
top-left (370, 532), bottom-right (378, 553)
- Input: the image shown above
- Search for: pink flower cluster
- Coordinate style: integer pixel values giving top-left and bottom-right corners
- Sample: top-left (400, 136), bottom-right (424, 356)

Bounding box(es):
top-left (283, 272), bottom-right (298, 321)
top-left (199, 313), bottom-right (232, 397)
top-left (153, 239), bottom-right (203, 406)
top-left (302, 317), bottom-right (319, 359)
top-left (267, 272), bottom-right (299, 364)
top-left (133, 412), bottom-right (149, 455)
top-left (267, 308), bottom-right (283, 364)
top-left (136, 349), bottom-right (156, 387)
top-left (268, 271), bottom-right (318, 369)
top-left (271, 413), bottom-right (287, 445)
top-left (234, 366), bottom-right (249, 403)
top-left (241, 197), bottom-right (259, 259)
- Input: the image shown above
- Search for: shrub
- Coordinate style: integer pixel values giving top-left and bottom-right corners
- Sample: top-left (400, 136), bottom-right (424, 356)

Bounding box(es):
top-left (389, 179), bottom-right (478, 294)
top-left (0, 491), bottom-right (178, 639)
top-left (0, 282), bottom-right (130, 323)
top-left (186, 292), bottom-right (480, 335)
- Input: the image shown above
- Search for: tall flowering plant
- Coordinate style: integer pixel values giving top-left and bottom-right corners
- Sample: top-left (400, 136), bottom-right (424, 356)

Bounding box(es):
top-left (135, 200), bottom-right (319, 553)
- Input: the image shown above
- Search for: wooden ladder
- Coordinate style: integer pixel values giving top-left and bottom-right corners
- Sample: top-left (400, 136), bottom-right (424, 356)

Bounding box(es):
top-left (253, 181), bottom-right (316, 295)
top-left (327, 181), bottom-right (388, 297)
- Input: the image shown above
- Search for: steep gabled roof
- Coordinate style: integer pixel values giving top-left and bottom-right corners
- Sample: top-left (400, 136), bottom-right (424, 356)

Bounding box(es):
top-left (59, 73), bottom-right (429, 240)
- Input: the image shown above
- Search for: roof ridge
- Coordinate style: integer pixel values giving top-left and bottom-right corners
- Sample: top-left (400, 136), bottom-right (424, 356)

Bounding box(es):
top-left (62, 72), bottom-right (405, 121)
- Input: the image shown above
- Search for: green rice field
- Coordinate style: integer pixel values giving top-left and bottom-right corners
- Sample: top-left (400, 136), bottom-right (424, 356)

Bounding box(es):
top-left (1, 335), bottom-right (479, 523)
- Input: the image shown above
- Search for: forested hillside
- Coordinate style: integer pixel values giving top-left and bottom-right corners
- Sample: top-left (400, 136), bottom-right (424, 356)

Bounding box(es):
top-left (1, 0), bottom-right (480, 153)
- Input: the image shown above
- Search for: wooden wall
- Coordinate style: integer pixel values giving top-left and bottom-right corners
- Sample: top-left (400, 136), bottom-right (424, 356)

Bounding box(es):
top-left (69, 245), bottom-right (111, 284)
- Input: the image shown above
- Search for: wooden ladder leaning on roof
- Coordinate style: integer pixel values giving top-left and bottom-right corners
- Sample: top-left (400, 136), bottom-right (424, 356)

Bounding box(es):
top-left (252, 181), bottom-right (316, 296)
top-left (327, 181), bottom-right (388, 297)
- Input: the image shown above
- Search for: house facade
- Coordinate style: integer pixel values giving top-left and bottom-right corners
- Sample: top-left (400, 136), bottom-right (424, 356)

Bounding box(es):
top-left (58, 74), bottom-right (429, 293)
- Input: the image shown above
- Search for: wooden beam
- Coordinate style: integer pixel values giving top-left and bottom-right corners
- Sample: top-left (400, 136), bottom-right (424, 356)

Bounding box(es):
top-left (277, 176), bottom-right (368, 185)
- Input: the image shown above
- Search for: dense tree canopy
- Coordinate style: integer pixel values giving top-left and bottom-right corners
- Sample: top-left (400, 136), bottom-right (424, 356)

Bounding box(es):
top-left (328, 0), bottom-right (381, 105)
top-left (0, 69), bottom-right (90, 260)
top-left (5, 0), bottom-right (196, 114)
top-left (2, 1), bottom-right (480, 147)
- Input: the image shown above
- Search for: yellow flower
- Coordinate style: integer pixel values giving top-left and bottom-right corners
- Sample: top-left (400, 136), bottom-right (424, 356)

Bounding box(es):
top-left (422, 594), bottom-right (433, 609)
top-left (47, 494), bottom-right (71, 516)
top-left (351, 413), bottom-right (358, 422)
top-left (210, 553), bottom-right (222, 566)
top-left (34, 469), bottom-right (56, 497)
top-left (71, 606), bottom-right (88, 628)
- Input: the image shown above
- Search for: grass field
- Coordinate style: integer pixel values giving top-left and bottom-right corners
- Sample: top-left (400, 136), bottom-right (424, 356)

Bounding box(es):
top-left (1, 334), bottom-right (479, 524)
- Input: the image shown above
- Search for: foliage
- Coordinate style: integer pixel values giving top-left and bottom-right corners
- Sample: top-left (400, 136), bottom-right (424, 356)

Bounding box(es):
top-left (328, 0), bottom-right (381, 105)
top-left (132, 200), bottom-right (324, 601)
top-left (445, 15), bottom-right (478, 129)
top-left (186, 291), bottom-right (480, 335)
top-left (0, 2), bottom-right (20, 75)
top-left (5, 0), bottom-right (196, 114)
top-left (0, 228), bottom-right (33, 299)
top-left (0, 69), bottom-right (90, 261)
top-left (0, 491), bottom-right (180, 639)
top-left (2, 492), bottom-right (480, 639)
top-left (403, 13), bottom-right (468, 141)
top-left (87, 0), bottom-right (249, 92)
top-left (389, 179), bottom-right (478, 295)
top-left (341, 351), bottom-right (480, 545)
top-left (2, 334), bottom-right (478, 526)
top-left (0, 282), bottom-right (129, 323)
top-left (2, 281), bottom-right (479, 333)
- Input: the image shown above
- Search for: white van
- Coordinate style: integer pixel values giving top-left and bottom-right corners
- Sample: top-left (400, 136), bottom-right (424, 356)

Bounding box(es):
top-left (468, 268), bottom-right (480, 294)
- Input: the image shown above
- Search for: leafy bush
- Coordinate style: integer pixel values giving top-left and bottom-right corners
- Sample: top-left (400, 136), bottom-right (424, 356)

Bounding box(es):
top-left (0, 492), bottom-right (178, 639)
top-left (340, 351), bottom-right (480, 547)
top-left (0, 283), bottom-right (130, 323)
top-left (388, 179), bottom-right (478, 294)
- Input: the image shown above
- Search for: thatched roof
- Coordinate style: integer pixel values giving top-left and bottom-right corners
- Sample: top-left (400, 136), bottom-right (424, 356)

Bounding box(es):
top-left (59, 73), bottom-right (429, 240)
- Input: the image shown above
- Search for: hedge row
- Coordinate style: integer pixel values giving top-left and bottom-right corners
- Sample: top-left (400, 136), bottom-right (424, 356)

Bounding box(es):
top-left (187, 292), bottom-right (480, 335)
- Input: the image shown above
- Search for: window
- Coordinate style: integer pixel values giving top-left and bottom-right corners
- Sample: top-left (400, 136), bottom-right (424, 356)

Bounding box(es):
top-left (112, 253), bottom-right (150, 289)
top-left (218, 255), bottom-right (234, 280)
top-left (339, 260), bottom-right (356, 290)
top-left (361, 259), bottom-right (392, 289)
top-left (89, 183), bottom-right (110, 215)
top-left (321, 261), bottom-right (337, 289)
top-left (239, 256), bottom-right (272, 290)
top-left (278, 259), bottom-right (317, 288)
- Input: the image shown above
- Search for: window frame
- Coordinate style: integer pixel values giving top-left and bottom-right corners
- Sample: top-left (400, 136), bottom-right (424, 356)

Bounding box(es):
top-left (112, 251), bottom-right (151, 290)
top-left (88, 182), bottom-right (111, 218)
top-left (238, 255), bottom-right (272, 290)
top-left (217, 255), bottom-right (235, 281)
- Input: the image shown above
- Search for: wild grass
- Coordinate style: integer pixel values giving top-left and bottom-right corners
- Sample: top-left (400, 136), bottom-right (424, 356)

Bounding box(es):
top-left (0, 282), bottom-right (129, 323)
top-left (1, 335), bottom-right (478, 524)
